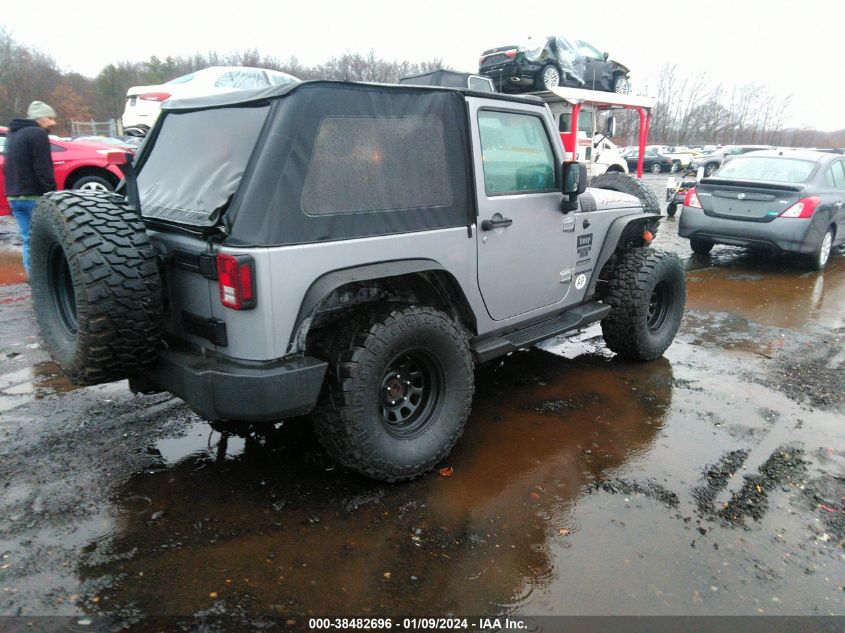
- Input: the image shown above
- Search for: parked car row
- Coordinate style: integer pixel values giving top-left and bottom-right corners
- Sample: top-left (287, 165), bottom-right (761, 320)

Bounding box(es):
top-left (675, 149), bottom-right (845, 270)
top-left (688, 145), bottom-right (776, 176)
top-left (622, 147), bottom-right (676, 174)
top-left (0, 127), bottom-right (133, 215)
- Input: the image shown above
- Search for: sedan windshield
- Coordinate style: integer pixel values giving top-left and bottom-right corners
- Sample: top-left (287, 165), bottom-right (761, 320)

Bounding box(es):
top-left (717, 157), bottom-right (817, 183)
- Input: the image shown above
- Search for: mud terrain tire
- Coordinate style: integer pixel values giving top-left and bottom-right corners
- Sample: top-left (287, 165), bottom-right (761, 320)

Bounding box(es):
top-left (601, 248), bottom-right (686, 361)
top-left (29, 191), bottom-right (162, 385)
top-left (590, 172), bottom-right (661, 215)
top-left (311, 306), bottom-right (474, 482)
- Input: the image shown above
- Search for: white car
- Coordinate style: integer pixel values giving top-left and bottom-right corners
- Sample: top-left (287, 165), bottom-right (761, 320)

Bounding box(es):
top-left (121, 66), bottom-right (299, 135)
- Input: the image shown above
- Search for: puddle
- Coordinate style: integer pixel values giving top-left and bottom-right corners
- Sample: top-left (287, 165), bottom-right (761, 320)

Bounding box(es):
top-left (152, 420), bottom-right (247, 465)
top-left (0, 247), bottom-right (25, 286)
top-left (71, 349), bottom-right (672, 619)
top-left (0, 361), bottom-right (79, 411)
top-left (67, 339), bottom-right (845, 621)
top-left (686, 263), bottom-right (845, 330)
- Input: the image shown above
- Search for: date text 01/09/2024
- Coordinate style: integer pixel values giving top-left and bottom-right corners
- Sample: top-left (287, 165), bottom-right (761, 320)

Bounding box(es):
top-left (307, 617), bottom-right (528, 630)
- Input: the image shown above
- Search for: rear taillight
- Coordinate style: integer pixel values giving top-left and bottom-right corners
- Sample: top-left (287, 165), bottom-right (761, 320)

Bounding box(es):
top-left (504, 49), bottom-right (517, 59)
top-left (779, 196), bottom-right (820, 219)
top-left (479, 55), bottom-right (485, 65)
top-left (139, 92), bottom-right (172, 102)
top-left (684, 187), bottom-right (703, 209)
top-left (216, 254), bottom-right (256, 310)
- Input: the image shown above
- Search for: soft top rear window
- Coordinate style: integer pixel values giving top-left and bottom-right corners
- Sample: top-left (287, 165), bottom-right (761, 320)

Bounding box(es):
top-left (138, 104), bottom-right (269, 227)
top-left (718, 156), bottom-right (817, 183)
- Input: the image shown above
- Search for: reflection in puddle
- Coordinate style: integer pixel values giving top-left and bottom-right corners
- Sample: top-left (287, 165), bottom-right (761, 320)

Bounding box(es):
top-left (685, 248), bottom-right (845, 330)
top-left (77, 349), bottom-right (672, 620)
top-left (153, 420), bottom-right (247, 465)
top-left (0, 247), bottom-right (25, 286)
top-left (0, 361), bottom-right (78, 412)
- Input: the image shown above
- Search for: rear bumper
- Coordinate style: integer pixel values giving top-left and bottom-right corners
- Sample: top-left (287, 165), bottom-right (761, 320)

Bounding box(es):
top-left (145, 344), bottom-right (327, 422)
top-left (677, 206), bottom-right (818, 253)
top-left (480, 61), bottom-right (538, 90)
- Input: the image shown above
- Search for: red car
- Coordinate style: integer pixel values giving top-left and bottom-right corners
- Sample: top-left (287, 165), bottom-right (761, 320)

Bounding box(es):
top-left (0, 126), bottom-right (130, 215)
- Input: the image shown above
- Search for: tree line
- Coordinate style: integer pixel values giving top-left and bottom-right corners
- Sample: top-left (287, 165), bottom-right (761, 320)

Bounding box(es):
top-left (0, 27), bottom-right (443, 136)
top-left (618, 63), bottom-right (844, 148)
top-left (2, 27), bottom-right (842, 147)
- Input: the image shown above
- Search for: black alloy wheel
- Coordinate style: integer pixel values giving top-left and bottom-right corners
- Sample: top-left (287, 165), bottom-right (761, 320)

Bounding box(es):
top-left (647, 281), bottom-right (671, 333)
top-left (379, 351), bottom-right (443, 439)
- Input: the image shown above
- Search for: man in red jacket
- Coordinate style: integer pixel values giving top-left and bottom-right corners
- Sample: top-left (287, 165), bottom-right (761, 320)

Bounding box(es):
top-left (4, 101), bottom-right (57, 275)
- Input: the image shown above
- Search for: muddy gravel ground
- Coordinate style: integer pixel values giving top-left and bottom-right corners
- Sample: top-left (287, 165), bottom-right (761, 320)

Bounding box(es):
top-left (1, 176), bottom-right (844, 631)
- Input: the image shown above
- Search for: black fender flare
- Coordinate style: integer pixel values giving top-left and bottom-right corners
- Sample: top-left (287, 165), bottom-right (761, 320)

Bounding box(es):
top-left (586, 213), bottom-right (661, 298)
top-left (289, 259), bottom-right (475, 353)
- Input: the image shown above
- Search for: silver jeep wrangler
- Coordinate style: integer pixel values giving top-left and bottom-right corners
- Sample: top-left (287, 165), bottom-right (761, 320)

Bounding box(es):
top-left (28, 80), bottom-right (685, 481)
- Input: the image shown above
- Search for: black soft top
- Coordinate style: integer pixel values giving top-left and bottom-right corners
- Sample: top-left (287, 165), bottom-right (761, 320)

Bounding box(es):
top-left (140, 80), bottom-right (545, 246)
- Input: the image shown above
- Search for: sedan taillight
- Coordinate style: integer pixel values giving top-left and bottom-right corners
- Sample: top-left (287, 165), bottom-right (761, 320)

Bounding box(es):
top-left (139, 92), bottom-right (172, 102)
top-left (504, 49), bottom-right (517, 59)
top-left (779, 196), bottom-right (820, 219)
top-left (684, 187), bottom-right (703, 209)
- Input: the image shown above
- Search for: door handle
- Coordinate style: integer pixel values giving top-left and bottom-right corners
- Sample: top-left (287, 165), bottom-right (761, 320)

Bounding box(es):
top-left (481, 217), bottom-right (513, 231)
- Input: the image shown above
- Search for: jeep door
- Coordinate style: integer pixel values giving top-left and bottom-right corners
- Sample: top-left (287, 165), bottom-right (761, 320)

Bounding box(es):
top-left (468, 98), bottom-right (575, 321)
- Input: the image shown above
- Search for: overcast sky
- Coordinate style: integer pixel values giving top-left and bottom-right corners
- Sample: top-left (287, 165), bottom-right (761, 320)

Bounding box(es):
top-left (4, 0), bottom-right (841, 130)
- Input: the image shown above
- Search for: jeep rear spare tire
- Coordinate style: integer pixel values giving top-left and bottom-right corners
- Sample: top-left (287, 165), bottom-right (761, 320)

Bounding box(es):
top-left (601, 248), bottom-right (686, 361)
top-left (590, 172), bottom-right (661, 215)
top-left (29, 191), bottom-right (163, 385)
top-left (312, 306), bottom-right (474, 482)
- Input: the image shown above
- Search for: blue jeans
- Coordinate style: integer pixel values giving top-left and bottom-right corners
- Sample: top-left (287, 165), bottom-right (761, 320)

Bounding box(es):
top-left (9, 198), bottom-right (38, 275)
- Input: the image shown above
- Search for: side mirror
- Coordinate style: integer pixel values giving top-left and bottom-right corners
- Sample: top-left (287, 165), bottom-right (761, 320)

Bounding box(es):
top-left (605, 116), bottom-right (617, 138)
top-left (603, 52), bottom-right (609, 61)
top-left (561, 161), bottom-right (587, 212)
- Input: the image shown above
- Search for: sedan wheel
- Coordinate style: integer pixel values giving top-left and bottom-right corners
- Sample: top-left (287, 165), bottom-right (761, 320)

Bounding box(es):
top-left (72, 175), bottom-right (114, 193)
top-left (541, 65), bottom-right (561, 89)
top-left (650, 163), bottom-right (662, 174)
top-left (809, 228), bottom-right (834, 270)
top-left (613, 75), bottom-right (631, 94)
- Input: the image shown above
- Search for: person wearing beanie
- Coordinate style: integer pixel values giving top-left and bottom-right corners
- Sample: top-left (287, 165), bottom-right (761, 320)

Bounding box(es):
top-left (4, 100), bottom-right (57, 276)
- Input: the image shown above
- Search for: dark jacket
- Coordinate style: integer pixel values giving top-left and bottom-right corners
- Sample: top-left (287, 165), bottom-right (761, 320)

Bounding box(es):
top-left (4, 118), bottom-right (56, 197)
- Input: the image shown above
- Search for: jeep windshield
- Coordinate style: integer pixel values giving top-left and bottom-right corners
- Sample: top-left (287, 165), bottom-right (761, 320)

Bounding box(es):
top-left (137, 103), bottom-right (270, 228)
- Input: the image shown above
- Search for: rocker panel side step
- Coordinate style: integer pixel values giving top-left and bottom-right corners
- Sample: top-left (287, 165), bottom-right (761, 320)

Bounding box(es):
top-left (471, 301), bottom-right (610, 364)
